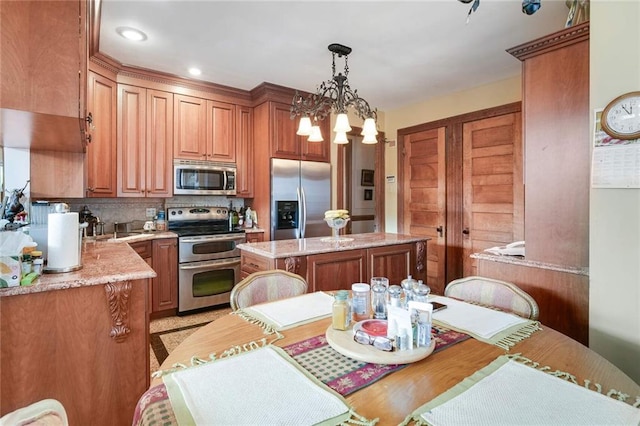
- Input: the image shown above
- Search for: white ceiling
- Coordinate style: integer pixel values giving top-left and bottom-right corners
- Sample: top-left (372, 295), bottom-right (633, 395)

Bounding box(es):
top-left (98, 0), bottom-right (570, 112)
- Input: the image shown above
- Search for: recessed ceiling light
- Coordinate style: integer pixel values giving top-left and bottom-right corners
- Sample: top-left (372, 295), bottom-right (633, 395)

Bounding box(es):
top-left (116, 26), bottom-right (147, 42)
top-left (188, 68), bottom-right (202, 76)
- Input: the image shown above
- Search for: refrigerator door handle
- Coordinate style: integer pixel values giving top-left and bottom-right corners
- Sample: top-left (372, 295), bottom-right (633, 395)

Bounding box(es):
top-left (299, 186), bottom-right (307, 238)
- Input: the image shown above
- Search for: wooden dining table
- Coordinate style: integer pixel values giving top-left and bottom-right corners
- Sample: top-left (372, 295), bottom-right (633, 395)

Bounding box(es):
top-left (149, 305), bottom-right (640, 426)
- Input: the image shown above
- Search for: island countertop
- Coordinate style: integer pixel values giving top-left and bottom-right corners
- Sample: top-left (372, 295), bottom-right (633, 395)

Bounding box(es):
top-left (237, 232), bottom-right (430, 259)
top-left (0, 240), bottom-right (156, 297)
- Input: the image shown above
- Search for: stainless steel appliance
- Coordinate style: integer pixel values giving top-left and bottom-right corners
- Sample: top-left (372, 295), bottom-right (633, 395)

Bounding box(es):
top-left (168, 206), bottom-right (245, 314)
top-left (173, 160), bottom-right (236, 196)
top-left (271, 158), bottom-right (331, 240)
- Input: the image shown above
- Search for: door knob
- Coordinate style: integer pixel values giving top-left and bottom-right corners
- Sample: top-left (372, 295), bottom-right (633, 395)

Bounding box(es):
top-left (436, 226), bottom-right (443, 237)
top-left (462, 228), bottom-right (470, 235)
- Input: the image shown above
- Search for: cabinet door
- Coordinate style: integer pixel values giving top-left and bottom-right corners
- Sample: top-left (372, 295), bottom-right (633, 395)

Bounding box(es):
top-left (270, 102), bottom-right (301, 159)
top-left (86, 71), bottom-right (117, 197)
top-left (206, 100), bottom-right (236, 162)
top-left (462, 112), bottom-right (523, 276)
top-left (367, 244), bottom-right (414, 286)
top-left (146, 90), bottom-right (174, 197)
top-left (301, 116), bottom-right (330, 162)
top-left (236, 106), bottom-right (254, 197)
top-left (0, 0), bottom-right (86, 118)
top-left (117, 84), bottom-right (146, 197)
top-left (307, 250), bottom-right (366, 292)
top-left (245, 232), bottom-right (264, 243)
top-left (173, 94), bottom-right (207, 160)
top-left (152, 239), bottom-right (178, 313)
top-left (402, 127), bottom-right (446, 293)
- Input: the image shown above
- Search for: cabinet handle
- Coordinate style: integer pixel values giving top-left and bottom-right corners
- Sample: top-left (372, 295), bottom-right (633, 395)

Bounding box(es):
top-left (462, 228), bottom-right (470, 235)
top-left (436, 226), bottom-right (443, 237)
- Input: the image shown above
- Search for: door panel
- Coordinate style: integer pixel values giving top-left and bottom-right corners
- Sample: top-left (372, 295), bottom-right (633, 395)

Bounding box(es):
top-left (462, 112), bottom-right (523, 276)
top-left (403, 127), bottom-right (446, 294)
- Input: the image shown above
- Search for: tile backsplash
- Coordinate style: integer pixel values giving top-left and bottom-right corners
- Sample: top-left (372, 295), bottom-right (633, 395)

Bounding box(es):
top-left (50, 196), bottom-right (245, 234)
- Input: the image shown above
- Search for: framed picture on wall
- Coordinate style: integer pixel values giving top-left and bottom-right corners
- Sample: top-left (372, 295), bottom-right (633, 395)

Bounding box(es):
top-left (364, 189), bottom-right (373, 200)
top-left (361, 169), bottom-right (374, 186)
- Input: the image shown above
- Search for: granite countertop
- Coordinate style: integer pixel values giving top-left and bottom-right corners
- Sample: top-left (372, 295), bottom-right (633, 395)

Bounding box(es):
top-left (0, 240), bottom-right (157, 297)
top-left (101, 231), bottom-right (178, 243)
top-left (244, 227), bottom-right (265, 234)
top-left (237, 232), bottom-right (429, 258)
top-left (470, 252), bottom-right (589, 276)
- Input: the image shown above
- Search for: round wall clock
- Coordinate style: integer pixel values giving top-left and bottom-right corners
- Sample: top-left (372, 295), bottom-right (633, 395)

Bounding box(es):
top-left (600, 91), bottom-right (640, 140)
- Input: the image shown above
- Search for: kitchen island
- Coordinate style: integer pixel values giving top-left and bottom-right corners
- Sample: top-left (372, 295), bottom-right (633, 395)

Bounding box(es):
top-left (238, 232), bottom-right (429, 291)
top-left (0, 240), bottom-right (155, 426)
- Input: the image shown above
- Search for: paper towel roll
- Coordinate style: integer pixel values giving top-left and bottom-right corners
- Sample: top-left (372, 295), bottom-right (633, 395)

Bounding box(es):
top-left (47, 212), bottom-right (82, 272)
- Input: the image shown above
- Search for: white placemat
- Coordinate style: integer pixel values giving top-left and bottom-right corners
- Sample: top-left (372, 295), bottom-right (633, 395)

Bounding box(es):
top-left (240, 291), bottom-right (334, 330)
top-left (164, 346), bottom-right (352, 425)
top-left (418, 357), bottom-right (640, 425)
top-left (430, 295), bottom-right (528, 339)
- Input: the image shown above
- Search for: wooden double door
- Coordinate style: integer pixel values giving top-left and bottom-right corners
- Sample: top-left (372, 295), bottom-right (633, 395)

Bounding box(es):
top-left (398, 103), bottom-right (523, 294)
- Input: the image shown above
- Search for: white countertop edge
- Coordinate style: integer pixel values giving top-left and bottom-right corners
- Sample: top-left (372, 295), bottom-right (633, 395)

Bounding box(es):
top-left (470, 252), bottom-right (589, 276)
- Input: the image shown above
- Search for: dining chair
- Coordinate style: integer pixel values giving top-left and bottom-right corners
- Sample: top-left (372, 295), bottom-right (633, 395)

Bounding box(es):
top-left (444, 276), bottom-right (539, 320)
top-left (230, 270), bottom-right (308, 311)
top-left (0, 398), bottom-right (68, 426)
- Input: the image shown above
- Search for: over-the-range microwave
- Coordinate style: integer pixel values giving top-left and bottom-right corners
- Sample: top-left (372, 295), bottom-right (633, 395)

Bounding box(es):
top-left (173, 160), bottom-right (236, 196)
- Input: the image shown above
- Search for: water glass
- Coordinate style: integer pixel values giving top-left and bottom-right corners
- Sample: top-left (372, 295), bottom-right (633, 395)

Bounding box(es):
top-left (371, 283), bottom-right (387, 320)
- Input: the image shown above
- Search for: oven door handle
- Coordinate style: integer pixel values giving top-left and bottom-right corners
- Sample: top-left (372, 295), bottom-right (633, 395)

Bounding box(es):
top-left (180, 235), bottom-right (245, 244)
top-left (179, 259), bottom-right (240, 270)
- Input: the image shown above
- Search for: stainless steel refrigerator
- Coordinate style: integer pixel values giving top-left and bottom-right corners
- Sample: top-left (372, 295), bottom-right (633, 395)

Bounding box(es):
top-left (271, 158), bottom-right (331, 240)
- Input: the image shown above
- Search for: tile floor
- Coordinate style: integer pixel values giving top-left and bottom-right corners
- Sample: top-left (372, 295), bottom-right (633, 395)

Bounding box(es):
top-left (149, 305), bottom-right (233, 373)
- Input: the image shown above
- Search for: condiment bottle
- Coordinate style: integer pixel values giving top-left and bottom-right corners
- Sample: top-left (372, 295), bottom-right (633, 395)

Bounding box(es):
top-left (332, 290), bottom-right (351, 330)
top-left (401, 275), bottom-right (418, 308)
top-left (371, 283), bottom-right (388, 320)
top-left (351, 283), bottom-right (371, 322)
top-left (388, 285), bottom-right (402, 307)
top-left (413, 282), bottom-right (431, 303)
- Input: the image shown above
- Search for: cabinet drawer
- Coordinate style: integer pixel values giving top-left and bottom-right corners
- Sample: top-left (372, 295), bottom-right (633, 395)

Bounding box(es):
top-left (129, 240), bottom-right (152, 259)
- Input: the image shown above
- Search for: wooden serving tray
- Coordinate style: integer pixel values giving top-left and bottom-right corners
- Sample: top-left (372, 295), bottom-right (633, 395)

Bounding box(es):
top-left (325, 326), bottom-right (435, 364)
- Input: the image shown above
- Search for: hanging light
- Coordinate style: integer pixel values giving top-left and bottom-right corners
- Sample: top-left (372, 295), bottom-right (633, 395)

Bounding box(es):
top-left (308, 125), bottom-right (324, 142)
top-left (333, 132), bottom-right (349, 144)
top-left (290, 43), bottom-right (378, 144)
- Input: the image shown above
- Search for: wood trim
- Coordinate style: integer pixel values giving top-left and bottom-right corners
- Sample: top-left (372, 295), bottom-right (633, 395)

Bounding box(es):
top-left (88, 0), bottom-right (101, 57)
top-left (507, 21), bottom-right (589, 61)
top-left (375, 130), bottom-right (386, 232)
top-left (105, 281), bottom-right (132, 342)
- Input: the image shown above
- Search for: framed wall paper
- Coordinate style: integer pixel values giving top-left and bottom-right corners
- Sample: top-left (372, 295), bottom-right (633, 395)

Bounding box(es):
top-left (361, 169), bottom-right (374, 186)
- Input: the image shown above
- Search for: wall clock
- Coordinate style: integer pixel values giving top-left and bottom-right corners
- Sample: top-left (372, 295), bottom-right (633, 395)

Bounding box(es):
top-left (600, 91), bottom-right (640, 140)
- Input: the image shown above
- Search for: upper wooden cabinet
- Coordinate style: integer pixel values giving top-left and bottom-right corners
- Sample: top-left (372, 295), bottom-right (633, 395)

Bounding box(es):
top-left (173, 94), bottom-right (236, 163)
top-left (236, 106), bottom-right (254, 197)
top-left (508, 22), bottom-right (589, 269)
top-left (117, 84), bottom-right (173, 197)
top-left (270, 102), bottom-right (330, 162)
top-left (86, 71), bottom-right (117, 198)
top-left (0, 0), bottom-right (86, 118)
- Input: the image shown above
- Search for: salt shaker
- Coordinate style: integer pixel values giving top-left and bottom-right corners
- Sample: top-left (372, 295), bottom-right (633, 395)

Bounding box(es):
top-left (413, 282), bottom-right (431, 303)
top-left (371, 283), bottom-right (387, 320)
top-left (388, 285), bottom-right (402, 308)
top-left (401, 275), bottom-right (418, 308)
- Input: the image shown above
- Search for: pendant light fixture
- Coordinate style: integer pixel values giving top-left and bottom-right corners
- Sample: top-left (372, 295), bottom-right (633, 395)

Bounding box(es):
top-left (290, 43), bottom-right (378, 144)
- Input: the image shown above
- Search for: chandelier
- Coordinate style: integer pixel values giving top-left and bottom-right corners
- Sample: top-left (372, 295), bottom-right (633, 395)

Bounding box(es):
top-left (290, 43), bottom-right (379, 144)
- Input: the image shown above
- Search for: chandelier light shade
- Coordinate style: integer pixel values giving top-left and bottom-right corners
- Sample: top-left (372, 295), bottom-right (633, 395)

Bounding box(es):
top-left (308, 125), bottom-right (324, 142)
top-left (290, 43), bottom-right (378, 144)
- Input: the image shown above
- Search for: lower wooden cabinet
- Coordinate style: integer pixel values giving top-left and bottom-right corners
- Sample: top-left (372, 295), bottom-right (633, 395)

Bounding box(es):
top-left (240, 241), bottom-right (424, 292)
top-left (130, 238), bottom-right (177, 314)
top-left (245, 231), bottom-right (264, 243)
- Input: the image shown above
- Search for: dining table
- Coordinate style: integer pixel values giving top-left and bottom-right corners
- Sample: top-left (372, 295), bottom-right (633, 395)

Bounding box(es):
top-left (140, 293), bottom-right (640, 425)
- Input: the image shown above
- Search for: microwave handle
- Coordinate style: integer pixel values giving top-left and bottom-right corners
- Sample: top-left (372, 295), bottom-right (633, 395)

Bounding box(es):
top-left (223, 171), bottom-right (228, 190)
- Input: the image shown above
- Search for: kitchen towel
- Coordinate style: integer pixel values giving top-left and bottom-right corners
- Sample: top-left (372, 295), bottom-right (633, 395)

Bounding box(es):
top-left (47, 212), bottom-right (81, 271)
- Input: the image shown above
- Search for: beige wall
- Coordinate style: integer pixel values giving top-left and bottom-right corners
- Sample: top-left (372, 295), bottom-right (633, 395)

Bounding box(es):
top-left (382, 76), bottom-right (522, 232)
top-left (589, 0), bottom-right (640, 383)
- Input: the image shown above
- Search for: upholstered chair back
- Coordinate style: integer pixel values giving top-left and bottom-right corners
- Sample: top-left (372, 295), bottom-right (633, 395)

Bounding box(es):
top-left (230, 270), bottom-right (308, 311)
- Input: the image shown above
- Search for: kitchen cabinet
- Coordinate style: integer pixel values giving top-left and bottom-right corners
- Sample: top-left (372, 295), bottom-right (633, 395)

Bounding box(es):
top-left (86, 71), bottom-right (117, 197)
top-left (130, 238), bottom-right (178, 315)
top-left (240, 237), bottom-right (427, 291)
top-left (0, 0), bottom-right (87, 122)
top-left (269, 101), bottom-right (330, 162)
top-left (117, 84), bottom-right (173, 197)
top-left (236, 106), bottom-right (254, 197)
top-left (173, 94), bottom-right (236, 163)
top-left (245, 231), bottom-right (264, 243)
top-left (508, 22), bottom-right (589, 269)
top-left (151, 238), bottom-right (178, 313)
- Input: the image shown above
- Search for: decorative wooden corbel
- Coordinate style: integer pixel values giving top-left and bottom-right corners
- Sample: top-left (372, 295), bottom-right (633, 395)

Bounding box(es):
top-left (284, 257), bottom-right (300, 275)
top-left (416, 241), bottom-right (426, 273)
top-left (105, 281), bottom-right (132, 342)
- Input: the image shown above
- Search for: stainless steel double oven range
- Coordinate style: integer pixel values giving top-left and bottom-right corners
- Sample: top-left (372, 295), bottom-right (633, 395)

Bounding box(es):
top-left (167, 206), bottom-right (245, 315)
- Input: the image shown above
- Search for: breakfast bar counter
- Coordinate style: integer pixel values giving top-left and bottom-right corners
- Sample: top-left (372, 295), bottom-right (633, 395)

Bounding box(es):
top-left (0, 239), bottom-right (154, 426)
top-left (238, 232), bottom-right (429, 291)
